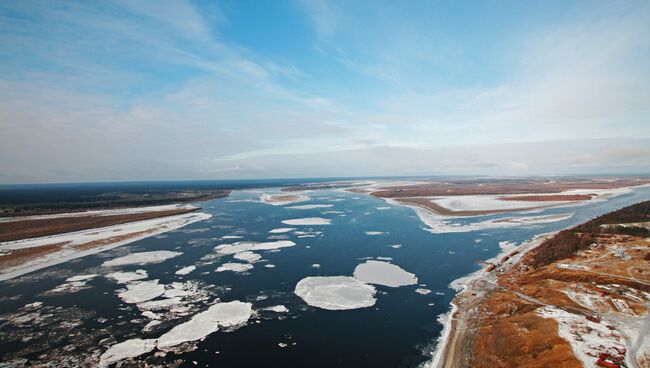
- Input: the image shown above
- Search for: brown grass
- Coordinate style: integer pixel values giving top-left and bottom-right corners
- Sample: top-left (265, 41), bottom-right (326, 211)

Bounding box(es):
top-left (0, 242), bottom-right (69, 268)
top-left (0, 208), bottom-right (197, 242)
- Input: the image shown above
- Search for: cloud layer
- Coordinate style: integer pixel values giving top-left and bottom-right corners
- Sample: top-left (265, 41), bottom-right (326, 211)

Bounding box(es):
top-left (0, 1), bottom-right (648, 183)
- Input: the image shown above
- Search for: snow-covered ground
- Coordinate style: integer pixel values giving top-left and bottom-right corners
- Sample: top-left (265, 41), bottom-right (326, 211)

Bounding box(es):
top-left (0, 204), bottom-right (197, 223)
top-left (537, 306), bottom-right (628, 367)
top-left (415, 208), bottom-right (573, 234)
top-left (0, 211), bottom-right (211, 281)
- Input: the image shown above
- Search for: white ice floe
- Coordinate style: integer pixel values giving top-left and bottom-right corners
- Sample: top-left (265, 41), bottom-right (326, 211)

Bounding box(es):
top-left (294, 276), bottom-right (376, 310)
top-left (281, 217), bottom-right (331, 226)
top-left (215, 240), bottom-right (296, 255)
top-left (263, 305), bottom-right (289, 313)
top-left (415, 288), bottom-right (431, 295)
top-left (268, 228), bottom-right (295, 234)
top-left (264, 264), bottom-right (276, 268)
top-left (99, 338), bottom-right (157, 367)
top-left (353, 260), bottom-right (418, 287)
top-left (390, 244), bottom-right (402, 249)
top-left (157, 301), bottom-right (252, 349)
top-left (286, 204), bottom-right (334, 210)
top-left (118, 280), bottom-right (165, 304)
top-left (175, 266), bottom-right (196, 276)
top-left (216, 263), bottom-right (254, 273)
top-left (65, 274), bottom-right (98, 282)
top-left (364, 231), bottom-right (384, 235)
top-left (217, 240), bottom-right (296, 255)
top-left (221, 235), bottom-right (243, 239)
top-left (102, 251), bottom-right (182, 267)
top-left (311, 264), bottom-right (321, 268)
top-left (260, 194), bottom-right (310, 206)
top-left (107, 270), bottom-right (148, 283)
top-left (0, 211), bottom-right (211, 281)
top-left (233, 251), bottom-right (262, 263)
top-left (537, 306), bottom-right (628, 367)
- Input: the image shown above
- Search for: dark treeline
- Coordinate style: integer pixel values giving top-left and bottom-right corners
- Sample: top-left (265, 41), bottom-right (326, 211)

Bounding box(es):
top-left (526, 201), bottom-right (650, 268)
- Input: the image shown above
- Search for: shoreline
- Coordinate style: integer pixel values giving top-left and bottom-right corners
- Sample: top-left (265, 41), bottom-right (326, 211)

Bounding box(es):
top-left (0, 210), bottom-right (212, 281)
top-left (426, 232), bottom-right (555, 368)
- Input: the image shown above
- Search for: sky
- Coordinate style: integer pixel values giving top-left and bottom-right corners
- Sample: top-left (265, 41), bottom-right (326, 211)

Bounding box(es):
top-left (1, 0), bottom-right (649, 184)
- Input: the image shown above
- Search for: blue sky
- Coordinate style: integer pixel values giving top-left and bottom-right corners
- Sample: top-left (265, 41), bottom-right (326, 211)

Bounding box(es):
top-left (1, 0), bottom-right (649, 183)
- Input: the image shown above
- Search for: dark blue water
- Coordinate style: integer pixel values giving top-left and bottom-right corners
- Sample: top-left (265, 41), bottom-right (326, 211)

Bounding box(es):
top-left (1, 185), bottom-right (649, 367)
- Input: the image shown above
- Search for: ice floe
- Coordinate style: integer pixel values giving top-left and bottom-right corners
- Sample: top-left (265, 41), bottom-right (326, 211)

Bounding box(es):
top-left (364, 231), bottom-right (384, 235)
top-left (415, 288), bottom-right (432, 295)
top-left (294, 276), bottom-right (376, 310)
top-left (107, 270), bottom-right (148, 283)
top-left (215, 240), bottom-right (296, 255)
top-left (175, 266), bottom-right (196, 276)
top-left (48, 274), bottom-right (98, 294)
top-left (268, 228), bottom-right (295, 234)
top-left (157, 301), bottom-right (252, 349)
top-left (102, 251), bottom-right (182, 267)
top-left (281, 217), bottom-right (331, 226)
top-left (353, 260), bottom-right (417, 287)
top-left (233, 251), bottom-right (262, 263)
top-left (99, 338), bottom-right (156, 367)
top-left (263, 305), bottom-right (289, 313)
top-left (118, 280), bottom-right (166, 304)
top-left (216, 262), bottom-right (254, 273)
top-left (66, 274), bottom-right (98, 282)
top-left (286, 204), bottom-right (333, 210)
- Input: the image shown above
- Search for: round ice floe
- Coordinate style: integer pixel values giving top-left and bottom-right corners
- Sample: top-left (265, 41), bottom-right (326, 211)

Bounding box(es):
top-left (281, 217), bottom-right (331, 226)
top-left (102, 251), bottom-right (182, 267)
top-left (353, 260), bottom-right (418, 287)
top-left (294, 276), bottom-right (376, 310)
top-left (216, 262), bottom-right (253, 273)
